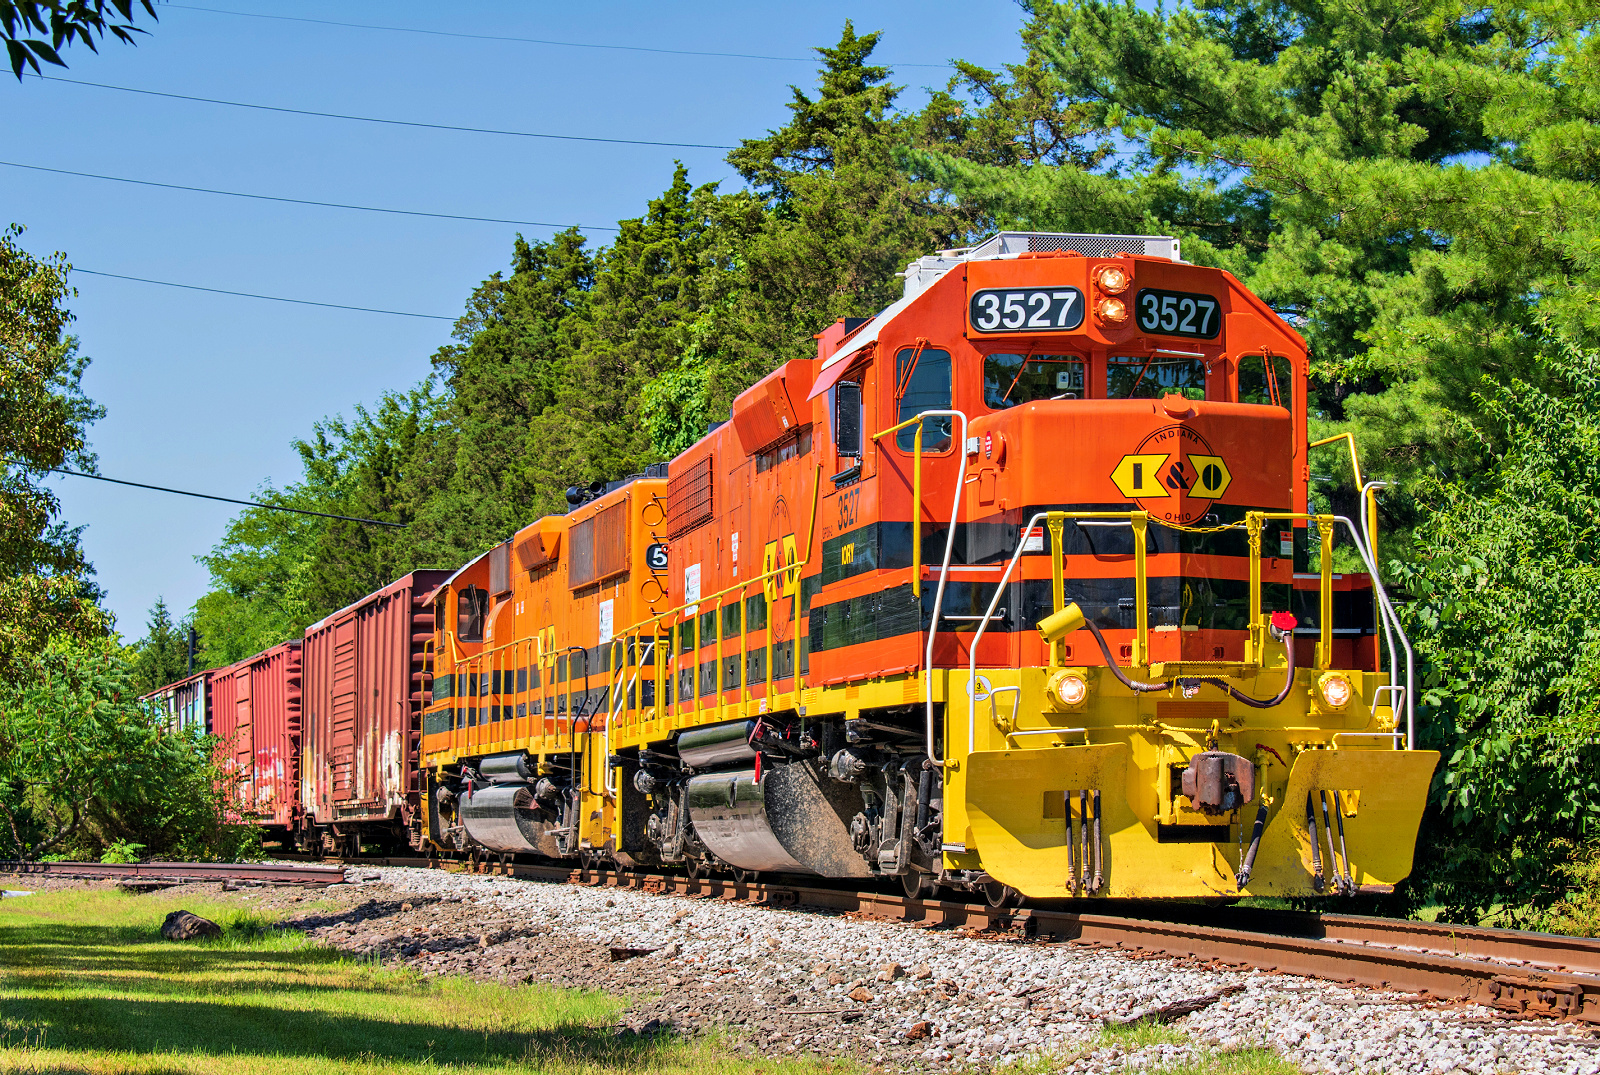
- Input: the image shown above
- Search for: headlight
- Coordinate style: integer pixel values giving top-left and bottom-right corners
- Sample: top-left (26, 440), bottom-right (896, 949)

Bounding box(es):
top-left (1094, 264), bottom-right (1130, 294)
top-left (1318, 672), bottom-right (1353, 709)
top-left (1048, 670), bottom-right (1089, 710)
top-left (1096, 296), bottom-right (1128, 324)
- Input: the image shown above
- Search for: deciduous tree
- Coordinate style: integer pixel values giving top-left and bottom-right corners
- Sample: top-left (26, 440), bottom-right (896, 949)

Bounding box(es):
top-left (0, 223), bottom-right (106, 681)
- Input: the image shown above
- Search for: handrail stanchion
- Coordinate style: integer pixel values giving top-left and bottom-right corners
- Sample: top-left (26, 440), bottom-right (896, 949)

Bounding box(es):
top-left (913, 424), bottom-right (923, 599)
top-left (1047, 517), bottom-right (1066, 668)
top-left (1132, 512), bottom-right (1149, 667)
top-left (1246, 512), bottom-right (1264, 663)
top-left (1317, 513), bottom-right (1334, 670)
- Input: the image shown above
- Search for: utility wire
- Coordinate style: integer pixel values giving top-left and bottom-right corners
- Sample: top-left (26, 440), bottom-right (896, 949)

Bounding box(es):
top-left (0, 159), bottom-right (622, 231)
top-left (72, 268), bottom-right (454, 320)
top-left (32, 466), bottom-right (406, 528)
top-left (168, 4), bottom-right (957, 69)
top-left (33, 74), bottom-right (739, 150)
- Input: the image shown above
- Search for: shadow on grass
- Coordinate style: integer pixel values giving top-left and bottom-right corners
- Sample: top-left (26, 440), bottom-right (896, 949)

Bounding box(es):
top-left (1, 993), bottom-right (665, 1067)
top-left (2, 917), bottom-right (658, 1069)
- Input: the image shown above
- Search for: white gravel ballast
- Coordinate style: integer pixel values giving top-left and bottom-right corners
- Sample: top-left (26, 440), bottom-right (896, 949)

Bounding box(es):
top-left (344, 866), bottom-right (1600, 1075)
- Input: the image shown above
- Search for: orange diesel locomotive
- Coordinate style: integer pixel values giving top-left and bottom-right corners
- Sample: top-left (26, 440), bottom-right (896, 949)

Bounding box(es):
top-left (417, 231), bottom-right (1436, 901)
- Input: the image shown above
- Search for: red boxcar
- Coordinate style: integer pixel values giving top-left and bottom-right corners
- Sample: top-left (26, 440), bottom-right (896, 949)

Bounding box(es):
top-left (300, 570), bottom-right (449, 854)
top-left (208, 641), bottom-right (302, 837)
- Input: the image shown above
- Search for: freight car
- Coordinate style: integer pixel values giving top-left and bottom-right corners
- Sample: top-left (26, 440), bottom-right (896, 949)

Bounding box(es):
top-left (416, 231), bottom-right (1440, 901)
top-left (143, 668), bottom-right (212, 735)
top-left (298, 570), bottom-right (451, 856)
top-left (208, 641), bottom-right (302, 841)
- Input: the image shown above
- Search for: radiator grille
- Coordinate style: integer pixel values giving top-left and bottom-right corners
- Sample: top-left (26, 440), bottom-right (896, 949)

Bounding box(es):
top-left (569, 500), bottom-right (629, 588)
top-left (667, 455), bottom-right (715, 539)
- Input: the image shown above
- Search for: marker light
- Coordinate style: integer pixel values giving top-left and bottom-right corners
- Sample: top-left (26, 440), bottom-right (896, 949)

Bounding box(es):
top-left (1095, 265), bottom-right (1131, 295)
top-left (1056, 674), bottom-right (1088, 707)
top-left (1318, 672), bottom-right (1353, 709)
top-left (1096, 296), bottom-right (1128, 324)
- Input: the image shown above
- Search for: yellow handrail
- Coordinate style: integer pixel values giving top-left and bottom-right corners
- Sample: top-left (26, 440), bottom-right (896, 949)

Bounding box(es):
top-left (1309, 432), bottom-right (1378, 561)
top-left (1248, 511), bottom-right (1334, 669)
top-left (1034, 510), bottom-right (1151, 665)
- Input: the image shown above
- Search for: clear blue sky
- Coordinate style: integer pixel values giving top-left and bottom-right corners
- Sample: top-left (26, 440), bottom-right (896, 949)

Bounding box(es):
top-left (7, 0), bottom-right (1029, 642)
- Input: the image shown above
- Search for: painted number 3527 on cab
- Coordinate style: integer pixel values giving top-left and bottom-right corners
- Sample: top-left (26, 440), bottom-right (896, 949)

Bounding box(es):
top-left (969, 286), bottom-right (1085, 332)
top-left (1135, 287), bottom-right (1220, 339)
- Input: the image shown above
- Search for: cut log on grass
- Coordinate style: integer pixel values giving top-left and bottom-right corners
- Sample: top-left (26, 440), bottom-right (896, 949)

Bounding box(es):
top-left (160, 910), bottom-right (221, 941)
top-left (1108, 983), bottom-right (1246, 1026)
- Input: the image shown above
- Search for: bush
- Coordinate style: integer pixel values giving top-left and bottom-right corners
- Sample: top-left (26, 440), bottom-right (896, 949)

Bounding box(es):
top-left (1393, 346), bottom-right (1600, 926)
top-left (0, 637), bottom-right (259, 861)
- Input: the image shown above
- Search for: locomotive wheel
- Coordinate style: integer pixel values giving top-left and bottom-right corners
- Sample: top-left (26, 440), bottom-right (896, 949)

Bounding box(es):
top-left (902, 870), bottom-right (932, 900)
top-left (684, 858), bottom-right (703, 882)
top-left (732, 868), bottom-right (757, 885)
top-left (983, 881), bottom-right (1021, 909)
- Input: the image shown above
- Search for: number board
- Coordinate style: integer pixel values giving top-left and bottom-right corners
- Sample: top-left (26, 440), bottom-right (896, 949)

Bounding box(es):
top-left (969, 287), bottom-right (1084, 334)
top-left (1135, 288), bottom-right (1221, 339)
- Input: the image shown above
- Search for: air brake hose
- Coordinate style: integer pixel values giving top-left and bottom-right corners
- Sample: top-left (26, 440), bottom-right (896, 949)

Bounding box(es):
top-left (1191, 623), bottom-right (1297, 709)
top-left (1082, 619), bottom-right (1168, 693)
top-left (1082, 616), bottom-right (1298, 708)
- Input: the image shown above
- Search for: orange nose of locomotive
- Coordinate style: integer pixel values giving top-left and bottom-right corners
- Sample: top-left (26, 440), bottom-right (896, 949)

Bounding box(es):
top-left (964, 394), bottom-right (1295, 663)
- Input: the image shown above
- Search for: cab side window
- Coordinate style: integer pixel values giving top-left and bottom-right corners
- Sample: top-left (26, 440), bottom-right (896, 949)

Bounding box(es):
top-left (895, 346), bottom-right (952, 451)
top-left (1237, 354), bottom-right (1295, 409)
top-left (457, 585), bottom-right (488, 642)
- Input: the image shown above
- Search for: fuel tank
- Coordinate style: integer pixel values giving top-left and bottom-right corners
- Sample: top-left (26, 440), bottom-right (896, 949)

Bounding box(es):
top-left (686, 762), bottom-right (871, 877)
top-left (460, 783), bottom-right (563, 856)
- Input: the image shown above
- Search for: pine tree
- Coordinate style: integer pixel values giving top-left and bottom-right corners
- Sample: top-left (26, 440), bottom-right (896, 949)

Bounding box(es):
top-left (128, 597), bottom-right (188, 693)
top-left (916, 0), bottom-right (1600, 489)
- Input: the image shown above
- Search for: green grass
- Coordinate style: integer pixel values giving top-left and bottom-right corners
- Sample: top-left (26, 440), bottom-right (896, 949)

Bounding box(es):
top-left (0, 889), bottom-right (843, 1075)
top-left (1140, 1046), bottom-right (1302, 1075)
top-left (998, 1022), bottom-right (1300, 1075)
top-left (1097, 1019), bottom-right (1186, 1048)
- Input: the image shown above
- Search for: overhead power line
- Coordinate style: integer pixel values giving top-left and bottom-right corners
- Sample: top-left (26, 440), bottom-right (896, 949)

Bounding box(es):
top-left (168, 4), bottom-right (957, 69)
top-left (34, 74), bottom-right (739, 150)
top-left (0, 159), bottom-right (621, 231)
top-left (33, 466), bottom-right (406, 528)
top-left (73, 268), bottom-right (455, 320)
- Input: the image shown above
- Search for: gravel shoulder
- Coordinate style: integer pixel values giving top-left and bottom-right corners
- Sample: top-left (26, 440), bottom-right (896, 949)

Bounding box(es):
top-left (8, 867), bottom-right (1599, 1075)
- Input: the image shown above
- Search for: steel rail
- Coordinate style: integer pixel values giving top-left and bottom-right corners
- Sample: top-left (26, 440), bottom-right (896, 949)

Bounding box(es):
top-left (0, 860), bottom-right (347, 885)
top-left (419, 857), bottom-right (1599, 1025)
top-left (41, 851), bottom-right (1596, 1024)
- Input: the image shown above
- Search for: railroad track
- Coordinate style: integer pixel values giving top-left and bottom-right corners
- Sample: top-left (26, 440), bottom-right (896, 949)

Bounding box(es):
top-left (0, 860), bottom-right (346, 885)
top-left (10, 853), bottom-right (1597, 1026)
top-left (386, 856), bottom-right (1600, 1026)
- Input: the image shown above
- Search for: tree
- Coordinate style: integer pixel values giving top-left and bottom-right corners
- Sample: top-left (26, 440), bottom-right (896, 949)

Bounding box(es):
top-left (1393, 343), bottom-right (1600, 925)
top-left (914, 0), bottom-right (1600, 494)
top-left (425, 229), bottom-right (595, 546)
top-left (2, 0), bottom-right (158, 78)
top-left (127, 596), bottom-right (188, 694)
top-left (191, 385), bottom-right (442, 666)
top-left (0, 223), bottom-right (107, 682)
top-left (0, 636), bottom-right (253, 861)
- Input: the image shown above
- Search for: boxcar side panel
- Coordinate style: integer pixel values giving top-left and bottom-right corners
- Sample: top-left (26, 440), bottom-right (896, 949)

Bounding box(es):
top-left (302, 570), bottom-right (449, 844)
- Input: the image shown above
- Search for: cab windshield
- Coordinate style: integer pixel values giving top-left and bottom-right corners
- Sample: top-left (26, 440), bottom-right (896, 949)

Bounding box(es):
top-left (984, 353), bottom-right (1087, 409)
top-left (1106, 354), bottom-right (1207, 400)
